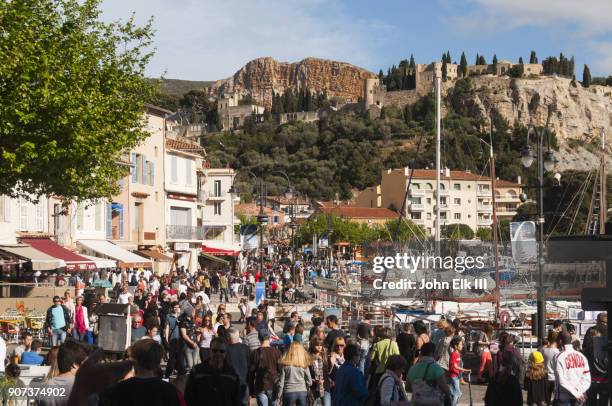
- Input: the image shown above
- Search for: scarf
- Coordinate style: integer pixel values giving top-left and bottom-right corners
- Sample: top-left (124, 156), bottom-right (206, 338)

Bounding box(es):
top-left (75, 305), bottom-right (86, 335)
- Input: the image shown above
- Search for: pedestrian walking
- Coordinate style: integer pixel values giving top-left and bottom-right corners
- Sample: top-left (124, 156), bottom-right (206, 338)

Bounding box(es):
top-left (185, 336), bottom-right (241, 406)
top-left (45, 296), bottom-right (71, 346)
top-left (277, 342), bottom-right (313, 406)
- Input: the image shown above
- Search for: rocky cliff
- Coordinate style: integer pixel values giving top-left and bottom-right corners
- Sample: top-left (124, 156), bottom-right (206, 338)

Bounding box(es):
top-left (446, 75), bottom-right (612, 172)
top-left (209, 57), bottom-right (375, 108)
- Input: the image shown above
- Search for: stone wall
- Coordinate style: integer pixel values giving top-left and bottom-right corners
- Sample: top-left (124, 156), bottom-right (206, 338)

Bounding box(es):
top-left (383, 89), bottom-right (425, 108)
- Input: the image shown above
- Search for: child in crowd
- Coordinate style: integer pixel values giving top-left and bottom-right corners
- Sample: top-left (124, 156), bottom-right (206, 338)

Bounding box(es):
top-left (524, 351), bottom-right (547, 406)
top-left (448, 337), bottom-right (471, 406)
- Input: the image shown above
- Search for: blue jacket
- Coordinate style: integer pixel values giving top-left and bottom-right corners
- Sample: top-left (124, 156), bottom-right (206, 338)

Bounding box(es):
top-left (21, 351), bottom-right (44, 365)
top-left (331, 362), bottom-right (368, 406)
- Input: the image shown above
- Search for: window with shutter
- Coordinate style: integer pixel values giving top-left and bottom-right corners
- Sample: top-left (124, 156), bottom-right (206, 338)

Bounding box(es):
top-left (149, 162), bottom-right (155, 186)
top-left (106, 204), bottom-right (112, 239)
top-left (119, 204), bottom-right (124, 239)
top-left (95, 202), bottom-right (102, 231)
top-left (141, 155), bottom-right (147, 184)
top-left (19, 198), bottom-right (28, 230)
top-left (131, 153), bottom-right (138, 183)
top-left (185, 159), bottom-right (192, 186)
top-left (171, 156), bottom-right (178, 183)
top-left (36, 202), bottom-right (44, 231)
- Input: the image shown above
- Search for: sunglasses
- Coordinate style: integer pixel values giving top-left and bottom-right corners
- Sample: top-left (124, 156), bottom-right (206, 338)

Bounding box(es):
top-left (211, 349), bottom-right (225, 353)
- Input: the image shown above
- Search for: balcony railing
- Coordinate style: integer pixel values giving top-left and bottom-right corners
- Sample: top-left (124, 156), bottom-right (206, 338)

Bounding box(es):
top-left (166, 225), bottom-right (205, 240)
top-left (411, 218), bottom-right (425, 225)
top-left (477, 205), bottom-right (493, 212)
top-left (477, 189), bottom-right (492, 197)
top-left (410, 204), bottom-right (425, 211)
top-left (206, 191), bottom-right (225, 201)
top-left (495, 196), bottom-right (519, 203)
top-left (409, 189), bottom-right (425, 196)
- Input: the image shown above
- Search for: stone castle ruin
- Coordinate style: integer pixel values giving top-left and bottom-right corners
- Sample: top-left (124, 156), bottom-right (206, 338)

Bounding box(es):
top-left (362, 60), bottom-right (544, 110)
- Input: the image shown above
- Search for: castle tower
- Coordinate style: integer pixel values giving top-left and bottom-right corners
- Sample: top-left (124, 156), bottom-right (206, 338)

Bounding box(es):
top-left (363, 78), bottom-right (380, 108)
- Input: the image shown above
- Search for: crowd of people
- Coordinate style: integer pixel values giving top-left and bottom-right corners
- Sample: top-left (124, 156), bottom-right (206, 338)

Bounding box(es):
top-left (0, 263), bottom-right (608, 406)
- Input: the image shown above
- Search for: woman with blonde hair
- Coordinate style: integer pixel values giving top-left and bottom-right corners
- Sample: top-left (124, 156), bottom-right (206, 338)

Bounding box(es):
top-left (277, 341), bottom-right (313, 406)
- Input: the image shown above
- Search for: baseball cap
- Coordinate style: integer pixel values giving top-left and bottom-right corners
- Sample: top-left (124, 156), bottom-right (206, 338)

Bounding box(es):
top-left (530, 350), bottom-right (544, 364)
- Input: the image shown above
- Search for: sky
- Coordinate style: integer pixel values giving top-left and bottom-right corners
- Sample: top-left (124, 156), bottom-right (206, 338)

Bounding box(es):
top-left (100, 0), bottom-right (612, 81)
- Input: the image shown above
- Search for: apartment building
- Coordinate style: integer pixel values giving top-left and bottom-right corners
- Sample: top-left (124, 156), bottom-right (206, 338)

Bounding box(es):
top-left (355, 167), bottom-right (522, 235)
top-left (164, 137), bottom-right (205, 271)
top-left (199, 167), bottom-right (239, 252)
top-left (0, 195), bottom-right (50, 244)
top-left (109, 106), bottom-right (169, 253)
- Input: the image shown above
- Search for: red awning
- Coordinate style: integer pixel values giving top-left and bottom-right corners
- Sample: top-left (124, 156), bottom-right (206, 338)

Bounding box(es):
top-left (20, 238), bottom-right (96, 272)
top-left (202, 246), bottom-right (240, 257)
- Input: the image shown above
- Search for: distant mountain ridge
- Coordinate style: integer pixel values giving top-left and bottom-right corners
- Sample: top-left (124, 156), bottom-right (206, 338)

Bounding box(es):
top-left (152, 78), bottom-right (213, 97)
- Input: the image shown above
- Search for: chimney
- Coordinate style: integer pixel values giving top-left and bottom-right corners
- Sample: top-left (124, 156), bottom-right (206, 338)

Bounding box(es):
top-left (444, 167), bottom-right (450, 177)
top-left (517, 175), bottom-right (522, 185)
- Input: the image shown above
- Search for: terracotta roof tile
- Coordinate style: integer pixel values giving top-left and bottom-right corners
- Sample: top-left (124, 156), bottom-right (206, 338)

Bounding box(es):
top-left (165, 138), bottom-right (204, 153)
top-left (319, 206), bottom-right (398, 219)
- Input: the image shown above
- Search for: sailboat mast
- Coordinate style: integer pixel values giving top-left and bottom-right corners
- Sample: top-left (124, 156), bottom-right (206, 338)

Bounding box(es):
top-left (489, 122), bottom-right (501, 319)
top-left (600, 131), bottom-right (607, 235)
top-left (435, 64), bottom-right (442, 250)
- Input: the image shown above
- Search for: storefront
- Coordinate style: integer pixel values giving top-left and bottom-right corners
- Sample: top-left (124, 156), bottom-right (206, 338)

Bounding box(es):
top-left (76, 239), bottom-right (151, 270)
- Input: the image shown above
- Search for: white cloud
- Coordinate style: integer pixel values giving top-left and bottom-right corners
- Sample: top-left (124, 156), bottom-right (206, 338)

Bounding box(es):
top-left (459, 0), bottom-right (612, 34)
top-left (99, 0), bottom-right (392, 80)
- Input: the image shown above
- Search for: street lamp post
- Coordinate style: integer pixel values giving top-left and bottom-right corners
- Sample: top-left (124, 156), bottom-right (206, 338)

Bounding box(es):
top-left (255, 178), bottom-right (268, 277)
top-left (521, 126), bottom-right (556, 346)
top-left (244, 169), bottom-right (294, 277)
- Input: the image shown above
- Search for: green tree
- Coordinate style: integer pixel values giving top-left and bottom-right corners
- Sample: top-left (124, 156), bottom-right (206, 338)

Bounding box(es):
top-left (0, 0), bottom-right (156, 201)
top-left (529, 50), bottom-right (538, 64)
top-left (518, 57), bottom-right (524, 65)
top-left (475, 53), bottom-right (480, 65)
top-left (441, 58), bottom-right (448, 81)
top-left (583, 64), bottom-right (592, 87)
top-left (478, 55), bottom-right (487, 65)
top-left (442, 223), bottom-right (475, 240)
top-left (476, 227), bottom-right (493, 241)
top-left (459, 52), bottom-right (468, 78)
top-left (491, 54), bottom-right (498, 74)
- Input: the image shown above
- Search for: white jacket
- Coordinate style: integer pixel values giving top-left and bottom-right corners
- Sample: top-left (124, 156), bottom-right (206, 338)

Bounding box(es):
top-left (553, 344), bottom-right (591, 400)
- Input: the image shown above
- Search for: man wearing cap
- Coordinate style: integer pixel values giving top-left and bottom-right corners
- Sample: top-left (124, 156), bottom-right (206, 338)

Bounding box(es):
top-left (45, 296), bottom-right (71, 346)
top-left (249, 330), bottom-right (281, 406)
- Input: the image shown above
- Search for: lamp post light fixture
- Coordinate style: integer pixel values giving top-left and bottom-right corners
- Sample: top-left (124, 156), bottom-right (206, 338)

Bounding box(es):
top-left (243, 169), bottom-right (295, 276)
top-left (521, 125), bottom-right (556, 346)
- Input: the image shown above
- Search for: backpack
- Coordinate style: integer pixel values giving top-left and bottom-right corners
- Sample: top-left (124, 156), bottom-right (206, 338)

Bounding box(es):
top-left (411, 362), bottom-right (444, 406)
top-left (364, 375), bottom-right (394, 406)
